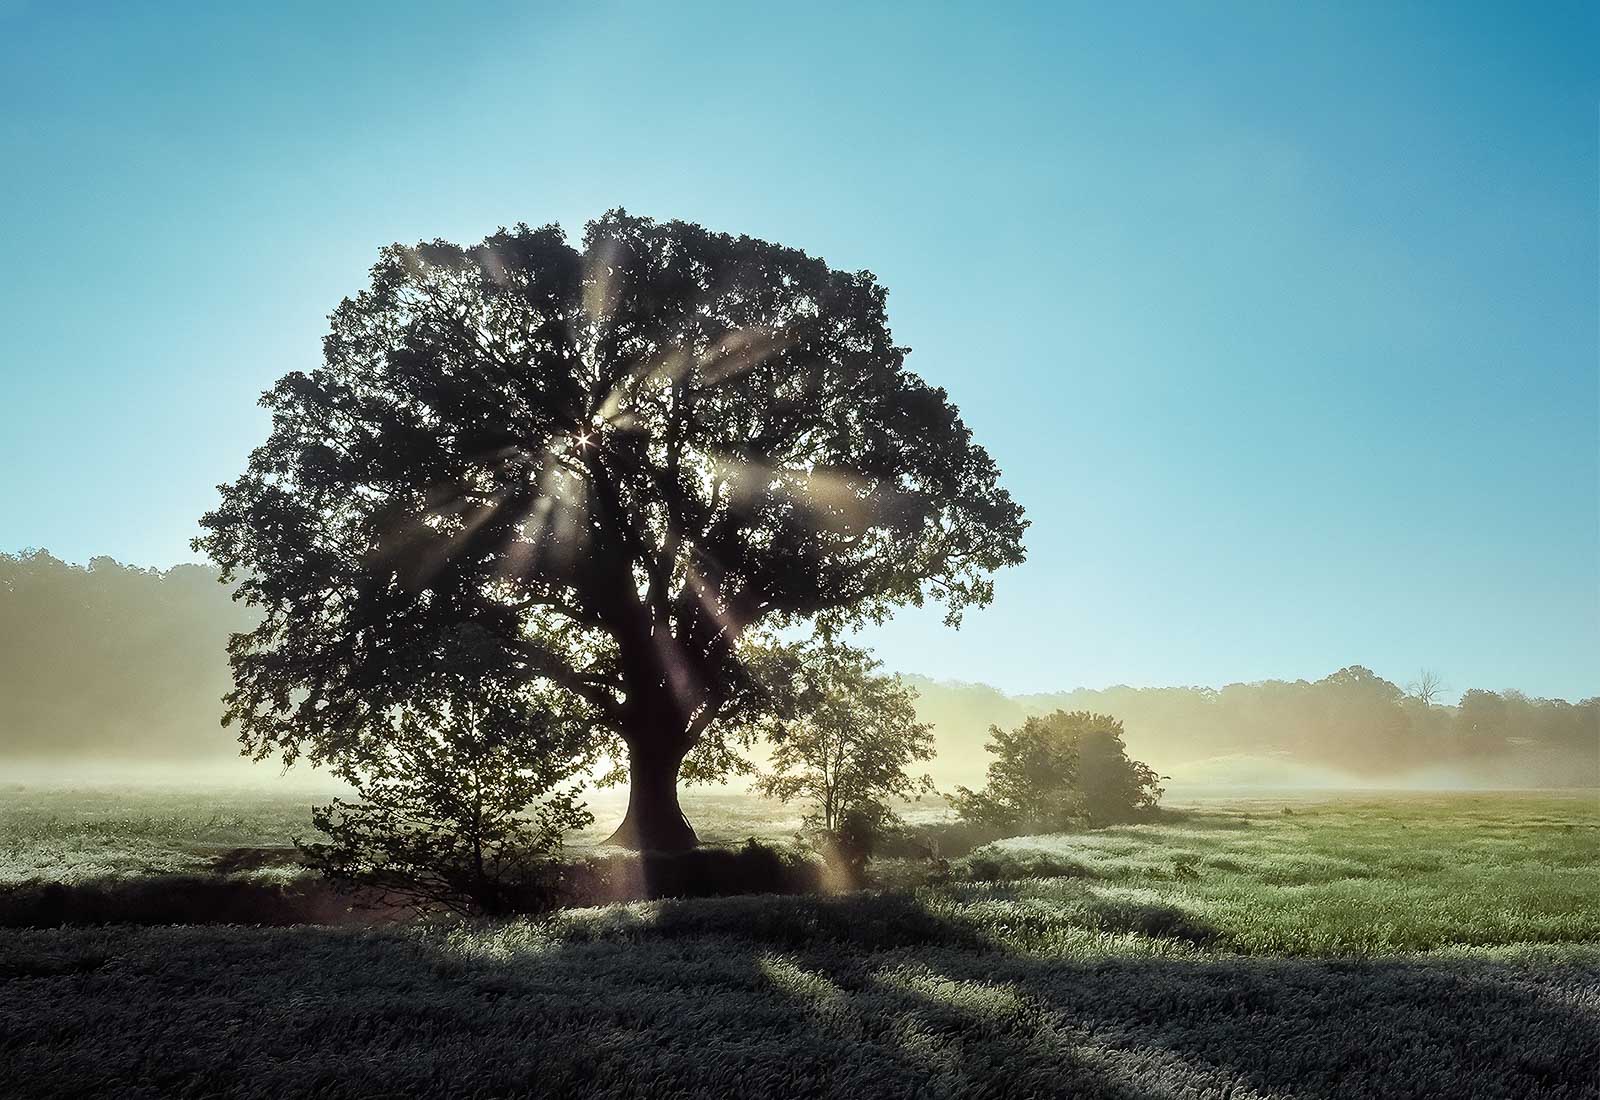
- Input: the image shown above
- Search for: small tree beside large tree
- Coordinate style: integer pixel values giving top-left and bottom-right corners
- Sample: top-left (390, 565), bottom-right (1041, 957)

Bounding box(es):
top-left (197, 211), bottom-right (1026, 851)
top-left (298, 625), bottom-right (593, 915)
top-left (756, 637), bottom-right (935, 853)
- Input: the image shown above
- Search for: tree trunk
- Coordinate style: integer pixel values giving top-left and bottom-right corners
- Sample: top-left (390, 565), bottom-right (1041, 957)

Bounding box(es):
top-left (602, 742), bottom-right (698, 851)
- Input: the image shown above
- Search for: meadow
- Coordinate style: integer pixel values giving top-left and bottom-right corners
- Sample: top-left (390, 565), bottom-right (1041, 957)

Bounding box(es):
top-left (2, 787), bottom-right (1597, 1097)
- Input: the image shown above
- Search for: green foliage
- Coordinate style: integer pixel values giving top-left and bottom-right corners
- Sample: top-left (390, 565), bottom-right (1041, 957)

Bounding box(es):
top-left (194, 211), bottom-right (1026, 849)
top-left (299, 628), bottom-right (593, 916)
top-left (1073, 721), bottom-right (1164, 825)
top-left (873, 818), bottom-right (1010, 860)
top-left (755, 638), bottom-right (935, 884)
top-left (756, 638), bottom-right (934, 838)
top-left (813, 804), bottom-right (893, 887)
top-left (951, 713), bottom-right (1082, 832)
top-left (952, 711), bottom-right (1162, 833)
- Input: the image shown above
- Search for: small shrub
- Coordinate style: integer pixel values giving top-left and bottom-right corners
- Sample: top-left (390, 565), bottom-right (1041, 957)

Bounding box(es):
top-left (300, 636), bottom-right (593, 918)
top-left (811, 805), bottom-right (895, 888)
top-left (756, 636), bottom-right (935, 886)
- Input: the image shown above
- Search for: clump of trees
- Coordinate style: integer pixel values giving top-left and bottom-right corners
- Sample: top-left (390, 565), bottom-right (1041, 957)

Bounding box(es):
top-left (299, 628), bottom-right (593, 916)
top-left (756, 638), bottom-right (934, 879)
top-left (194, 210), bottom-right (1026, 852)
top-left (953, 711), bottom-right (1162, 834)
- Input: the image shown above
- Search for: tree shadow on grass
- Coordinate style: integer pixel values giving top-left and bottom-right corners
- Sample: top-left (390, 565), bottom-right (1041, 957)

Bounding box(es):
top-left (0, 893), bottom-right (1595, 1099)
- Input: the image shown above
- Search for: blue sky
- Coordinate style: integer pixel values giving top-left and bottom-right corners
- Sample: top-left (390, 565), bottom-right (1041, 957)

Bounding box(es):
top-left (2, 1), bottom-right (1595, 701)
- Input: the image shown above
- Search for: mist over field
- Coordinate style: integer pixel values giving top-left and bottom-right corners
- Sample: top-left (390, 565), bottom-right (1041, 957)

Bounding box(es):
top-left (3, 551), bottom-right (1593, 794)
top-left (907, 678), bottom-right (1600, 792)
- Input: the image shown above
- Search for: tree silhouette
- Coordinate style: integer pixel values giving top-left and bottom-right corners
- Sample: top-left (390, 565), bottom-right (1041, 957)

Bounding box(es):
top-left (197, 211), bottom-right (1026, 850)
top-left (1407, 668), bottom-right (1447, 708)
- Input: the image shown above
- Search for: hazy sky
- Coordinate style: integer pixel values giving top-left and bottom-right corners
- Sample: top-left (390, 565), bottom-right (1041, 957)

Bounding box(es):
top-left (2, 1), bottom-right (1595, 701)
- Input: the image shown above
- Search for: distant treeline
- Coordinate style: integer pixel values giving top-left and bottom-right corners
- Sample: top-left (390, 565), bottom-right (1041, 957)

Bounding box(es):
top-left (910, 670), bottom-right (1599, 788)
top-left (0, 551), bottom-right (256, 761)
top-left (2, 551), bottom-right (1596, 787)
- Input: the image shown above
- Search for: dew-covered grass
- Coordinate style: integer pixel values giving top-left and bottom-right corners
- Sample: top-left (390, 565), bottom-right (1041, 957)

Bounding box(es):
top-left (0, 784), bottom-right (324, 884)
top-left (0, 783), bottom-right (817, 885)
top-left (945, 791), bottom-right (1600, 955)
top-left (2, 788), bottom-right (1597, 1096)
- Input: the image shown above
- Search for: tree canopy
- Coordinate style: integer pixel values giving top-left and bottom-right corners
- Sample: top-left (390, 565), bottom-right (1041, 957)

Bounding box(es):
top-left (196, 211), bottom-right (1027, 849)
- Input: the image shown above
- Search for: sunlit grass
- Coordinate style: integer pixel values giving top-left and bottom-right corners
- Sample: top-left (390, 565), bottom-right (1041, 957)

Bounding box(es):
top-left (0, 786), bottom-right (321, 884)
top-left (937, 791), bottom-right (1600, 955)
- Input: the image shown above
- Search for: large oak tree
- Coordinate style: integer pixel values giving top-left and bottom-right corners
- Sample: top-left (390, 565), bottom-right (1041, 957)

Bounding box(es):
top-left (198, 211), bottom-right (1026, 850)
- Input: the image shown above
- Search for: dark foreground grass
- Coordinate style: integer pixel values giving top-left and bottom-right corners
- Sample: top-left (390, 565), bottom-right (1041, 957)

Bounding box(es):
top-left (3, 897), bottom-right (1597, 1099)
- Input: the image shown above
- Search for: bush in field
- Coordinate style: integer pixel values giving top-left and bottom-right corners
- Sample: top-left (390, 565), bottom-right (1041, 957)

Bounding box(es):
top-left (755, 638), bottom-right (934, 881)
top-left (1075, 717), bottom-right (1165, 825)
top-left (950, 712), bottom-right (1083, 833)
top-left (953, 710), bottom-right (1162, 834)
top-left (874, 818), bottom-right (1011, 860)
top-left (300, 630), bottom-right (592, 916)
top-left (813, 804), bottom-right (894, 886)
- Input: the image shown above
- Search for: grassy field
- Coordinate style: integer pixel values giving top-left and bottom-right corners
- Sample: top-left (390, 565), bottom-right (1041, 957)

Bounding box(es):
top-left (0, 782), bottom-right (827, 885)
top-left (2, 788), bottom-right (1597, 1097)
